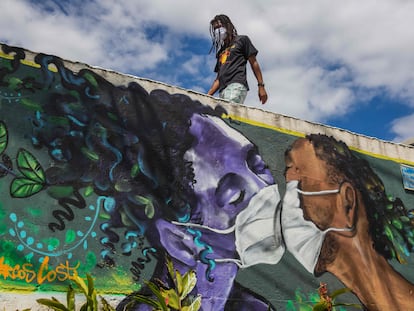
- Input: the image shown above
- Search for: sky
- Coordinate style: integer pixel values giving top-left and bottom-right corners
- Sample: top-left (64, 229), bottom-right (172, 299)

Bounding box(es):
top-left (1, 0), bottom-right (414, 143)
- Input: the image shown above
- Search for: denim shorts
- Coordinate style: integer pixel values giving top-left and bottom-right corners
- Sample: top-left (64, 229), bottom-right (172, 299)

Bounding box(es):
top-left (219, 83), bottom-right (248, 104)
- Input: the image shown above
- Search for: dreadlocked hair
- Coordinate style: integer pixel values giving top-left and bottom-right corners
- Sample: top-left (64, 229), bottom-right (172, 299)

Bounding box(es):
top-left (307, 134), bottom-right (414, 264)
top-left (209, 14), bottom-right (238, 56)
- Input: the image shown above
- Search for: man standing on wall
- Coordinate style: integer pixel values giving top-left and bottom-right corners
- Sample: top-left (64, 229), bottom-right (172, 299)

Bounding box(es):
top-left (207, 14), bottom-right (268, 105)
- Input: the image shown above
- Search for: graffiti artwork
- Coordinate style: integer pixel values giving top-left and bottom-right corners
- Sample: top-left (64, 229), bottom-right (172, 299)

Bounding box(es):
top-left (0, 43), bottom-right (413, 310)
top-left (283, 135), bottom-right (414, 310)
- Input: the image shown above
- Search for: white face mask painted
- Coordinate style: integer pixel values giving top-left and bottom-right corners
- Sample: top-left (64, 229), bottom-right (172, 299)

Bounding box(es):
top-left (173, 184), bottom-right (285, 268)
top-left (282, 180), bottom-right (353, 274)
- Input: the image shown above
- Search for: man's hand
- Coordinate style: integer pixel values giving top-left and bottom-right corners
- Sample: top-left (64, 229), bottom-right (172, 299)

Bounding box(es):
top-left (258, 85), bottom-right (267, 104)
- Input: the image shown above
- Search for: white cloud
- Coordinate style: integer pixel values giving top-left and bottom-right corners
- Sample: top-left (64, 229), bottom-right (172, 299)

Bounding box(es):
top-left (391, 113), bottom-right (414, 142)
top-left (245, 64), bottom-right (355, 121)
top-left (0, 0), bottom-right (100, 62)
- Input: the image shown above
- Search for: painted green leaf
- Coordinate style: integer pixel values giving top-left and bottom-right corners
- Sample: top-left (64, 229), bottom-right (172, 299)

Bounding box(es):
top-left (72, 274), bottom-right (88, 296)
top-left (146, 281), bottom-right (169, 310)
top-left (83, 72), bottom-right (98, 87)
top-left (7, 77), bottom-right (23, 90)
top-left (134, 195), bottom-right (155, 219)
top-left (100, 296), bottom-right (116, 311)
top-left (0, 121), bottom-right (7, 155)
top-left (85, 252), bottom-right (97, 271)
top-left (131, 163), bottom-right (140, 177)
top-left (392, 219), bottom-right (403, 230)
top-left (384, 225), bottom-right (394, 240)
top-left (65, 230), bottom-right (76, 244)
top-left (16, 148), bottom-right (45, 183)
top-left (130, 294), bottom-right (161, 309)
top-left (87, 273), bottom-right (95, 296)
top-left (135, 195), bottom-right (150, 205)
top-left (182, 295), bottom-right (202, 311)
top-left (10, 177), bottom-right (44, 198)
top-left (329, 287), bottom-right (352, 299)
top-left (84, 185), bottom-right (94, 197)
top-left (144, 202), bottom-right (154, 219)
top-left (166, 256), bottom-right (175, 282)
top-left (180, 270), bottom-right (197, 299)
top-left (67, 285), bottom-right (75, 311)
top-left (49, 116), bottom-right (70, 127)
top-left (20, 97), bottom-right (42, 111)
top-left (312, 301), bottom-right (330, 311)
top-left (86, 274), bottom-right (98, 311)
top-left (43, 237), bottom-right (60, 249)
top-left (176, 269), bottom-right (183, 296)
top-left (285, 301), bottom-right (297, 311)
top-left (299, 304), bottom-right (313, 311)
top-left (160, 288), bottom-right (180, 310)
top-left (308, 292), bottom-right (320, 304)
top-left (81, 147), bottom-right (99, 162)
top-left (1, 58), bottom-right (13, 71)
top-left (47, 186), bottom-right (74, 199)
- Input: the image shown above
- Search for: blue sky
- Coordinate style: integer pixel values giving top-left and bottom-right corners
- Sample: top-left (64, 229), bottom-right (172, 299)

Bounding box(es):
top-left (1, 0), bottom-right (414, 143)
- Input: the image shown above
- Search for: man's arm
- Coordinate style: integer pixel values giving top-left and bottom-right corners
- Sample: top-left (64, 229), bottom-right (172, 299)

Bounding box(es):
top-left (248, 55), bottom-right (268, 105)
top-left (208, 79), bottom-right (220, 96)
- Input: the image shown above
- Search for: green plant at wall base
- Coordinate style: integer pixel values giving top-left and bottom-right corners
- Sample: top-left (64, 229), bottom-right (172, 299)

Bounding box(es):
top-left (36, 273), bottom-right (115, 311)
top-left (287, 283), bottom-right (362, 311)
top-left (127, 256), bottom-right (201, 311)
top-left (313, 284), bottom-right (362, 311)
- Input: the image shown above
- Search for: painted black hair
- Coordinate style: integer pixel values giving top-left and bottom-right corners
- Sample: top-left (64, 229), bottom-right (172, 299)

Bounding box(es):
top-left (24, 52), bottom-right (228, 265)
top-left (307, 134), bottom-right (414, 262)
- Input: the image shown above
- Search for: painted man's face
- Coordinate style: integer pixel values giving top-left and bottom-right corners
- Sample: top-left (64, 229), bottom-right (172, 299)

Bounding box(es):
top-left (185, 114), bottom-right (274, 230)
top-left (284, 138), bottom-right (338, 230)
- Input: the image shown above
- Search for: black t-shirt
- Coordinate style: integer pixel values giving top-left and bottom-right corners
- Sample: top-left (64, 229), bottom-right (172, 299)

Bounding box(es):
top-left (214, 35), bottom-right (258, 92)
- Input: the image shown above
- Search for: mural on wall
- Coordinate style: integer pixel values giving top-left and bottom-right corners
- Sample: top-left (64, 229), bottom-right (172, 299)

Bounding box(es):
top-left (0, 43), bottom-right (413, 311)
top-left (283, 134), bottom-right (414, 310)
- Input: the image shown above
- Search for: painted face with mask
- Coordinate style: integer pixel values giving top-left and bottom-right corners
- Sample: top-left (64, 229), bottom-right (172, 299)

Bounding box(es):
top-left (172, 175), bottom-right (352, 274)
top-left (173, 182), bottom-right (284, 268)
top-left (156, 114), bottom-right (281, 310)
top-left (166, 128), bottom-right (359, 278)
top-left (171, 115), bottom-right (283, 268)
top-left (281, 180), bottom-right (352, 274)
top-left (283, 138), bottom-right (354, 274)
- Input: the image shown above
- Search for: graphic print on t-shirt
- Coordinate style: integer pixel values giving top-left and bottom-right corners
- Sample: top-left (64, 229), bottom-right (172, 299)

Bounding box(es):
top-left (219, 49), bottom-right (230, 65)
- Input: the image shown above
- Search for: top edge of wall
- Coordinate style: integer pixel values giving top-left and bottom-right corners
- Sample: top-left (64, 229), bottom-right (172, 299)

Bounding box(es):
top-left (1, 42), bottom-right (413, 165)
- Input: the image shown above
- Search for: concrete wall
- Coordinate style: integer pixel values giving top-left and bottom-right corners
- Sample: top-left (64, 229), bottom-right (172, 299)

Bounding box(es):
top-left (1, 43), bottom-right (413, 310)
